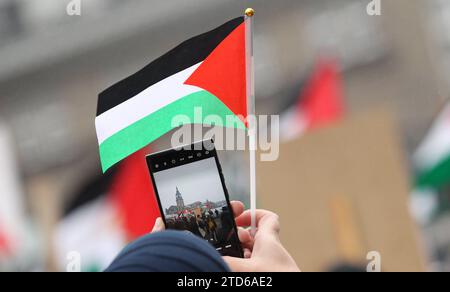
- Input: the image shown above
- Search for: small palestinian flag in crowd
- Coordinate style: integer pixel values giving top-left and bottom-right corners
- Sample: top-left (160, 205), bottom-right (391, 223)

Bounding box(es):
top-left (96, 17), bottom-right (249, 172)
top-left (280, 57), bottom-right (345, 141)
top-left (414, 102), bottom-right (450, 190)
top-left (0, 124), bottom-right (27, 262)
top-left (411, 102), bottom-right (450, 224)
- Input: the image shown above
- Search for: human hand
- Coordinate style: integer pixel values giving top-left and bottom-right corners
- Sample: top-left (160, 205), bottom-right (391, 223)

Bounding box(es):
top-left (223, 208), bottom-right (300, 272)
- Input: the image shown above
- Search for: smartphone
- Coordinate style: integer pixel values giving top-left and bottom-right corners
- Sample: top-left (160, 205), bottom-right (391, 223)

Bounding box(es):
top-left (146, 140), bottom-right (244, 258)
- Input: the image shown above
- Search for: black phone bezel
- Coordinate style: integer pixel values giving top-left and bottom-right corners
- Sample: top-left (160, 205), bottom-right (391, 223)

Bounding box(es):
top-left (146, 139), bottom-right (244, 258)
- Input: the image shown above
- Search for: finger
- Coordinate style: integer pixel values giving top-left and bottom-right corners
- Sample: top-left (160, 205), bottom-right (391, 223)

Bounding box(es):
top-left (235, 209), bottom-right (278, 228)
top-left (243, 248), bottom-right (252, 259)
top-left (235, 210), bottom-right (280, 235)
top-left (238, 228), bottom-right (254, 249)
top-left (235, 209), bottom-right (272, 227)
top-left (151, 217), bottom-right (165, 233)
top-left (230, 201), bottom-right (245, 218)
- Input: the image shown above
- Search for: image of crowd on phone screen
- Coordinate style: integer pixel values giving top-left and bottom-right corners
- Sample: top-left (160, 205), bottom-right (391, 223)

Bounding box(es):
top-left (164, 187), bottom-right (234, 246)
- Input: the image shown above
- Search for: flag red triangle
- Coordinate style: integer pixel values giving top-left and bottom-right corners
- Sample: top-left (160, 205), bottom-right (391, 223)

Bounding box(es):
top-left (185, 22), bottom-right (247, 121)
top-left (298, 57), bottom-right (344, 129)
top-left (109, 148), bottom-right (160, 240)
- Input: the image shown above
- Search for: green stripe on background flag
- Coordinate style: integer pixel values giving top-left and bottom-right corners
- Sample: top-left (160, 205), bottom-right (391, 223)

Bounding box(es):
top-left (99, 91), bottom-right (246, 172)
top-left (416, 155), bottom-right (450, 189)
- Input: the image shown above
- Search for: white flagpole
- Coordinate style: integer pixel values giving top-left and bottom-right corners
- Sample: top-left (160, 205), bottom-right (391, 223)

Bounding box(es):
top-left (245, 8), bottom-right (257, 237)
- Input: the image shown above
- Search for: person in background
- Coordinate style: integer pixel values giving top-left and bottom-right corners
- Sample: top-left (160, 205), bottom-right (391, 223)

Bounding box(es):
top-left (105, 201), bottom-right (300, 272)
top-left (206, 215), bottom-right (218, 242)
top-left (189, 215), bottom-right (202, 237)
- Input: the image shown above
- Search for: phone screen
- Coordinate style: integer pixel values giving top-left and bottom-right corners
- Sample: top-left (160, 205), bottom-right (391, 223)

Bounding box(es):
top-left (147, 141), bottom-right (243, 258)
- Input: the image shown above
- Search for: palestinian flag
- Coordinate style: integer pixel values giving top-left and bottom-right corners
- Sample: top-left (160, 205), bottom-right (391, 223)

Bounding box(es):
top-left (414, 102), bottom-right (450, 189)
top-left (96, 17), bottom-right (248, 172)
top-left (280, 57), bottom-right (344, 141)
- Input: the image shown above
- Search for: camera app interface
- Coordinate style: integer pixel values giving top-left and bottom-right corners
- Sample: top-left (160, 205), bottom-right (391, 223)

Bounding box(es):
top-left (153, 156), bottom-right (242, 257)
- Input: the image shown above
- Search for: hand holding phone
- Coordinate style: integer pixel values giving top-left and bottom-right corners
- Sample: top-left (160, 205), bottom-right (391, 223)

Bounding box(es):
top-left (224, 209), bottom-right (301, 272)
top-left (147, 140), bottom-right (244, 258)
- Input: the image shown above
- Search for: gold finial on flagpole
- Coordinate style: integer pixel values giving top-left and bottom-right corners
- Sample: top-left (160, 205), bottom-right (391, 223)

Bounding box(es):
top-left (245, 8), bottom-right (255, 17)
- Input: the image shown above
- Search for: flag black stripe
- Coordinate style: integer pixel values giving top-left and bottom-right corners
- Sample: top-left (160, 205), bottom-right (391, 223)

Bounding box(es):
top-left (97, 17), bottom-right (244, 116)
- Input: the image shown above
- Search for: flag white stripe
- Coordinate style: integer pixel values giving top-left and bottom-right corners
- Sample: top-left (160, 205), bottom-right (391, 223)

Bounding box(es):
top-left (0, 124), bottom-right (26, 253)
top-left (54, 198), bottom-right (127, 271)
top-left (279, 107), bottom-right (307, 142)
top-left (95, 63), bottom-right (203, 145)
top-left (414, 103), bottom-right (450, 171)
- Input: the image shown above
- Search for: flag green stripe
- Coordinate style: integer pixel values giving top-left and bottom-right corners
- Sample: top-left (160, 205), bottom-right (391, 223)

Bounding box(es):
top-left (416, 154), bottom-right (450, 189)
top-left (99, 90), bottom-right (246, 172)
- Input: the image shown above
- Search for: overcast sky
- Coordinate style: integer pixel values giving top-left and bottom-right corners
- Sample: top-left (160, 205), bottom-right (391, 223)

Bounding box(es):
top-left (154, 157), bottom-right (226, 210)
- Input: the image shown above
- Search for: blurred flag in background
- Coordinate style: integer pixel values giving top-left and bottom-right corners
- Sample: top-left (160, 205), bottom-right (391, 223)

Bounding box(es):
top-left (280, 57), bottom-right (345, 141)
top-left (54, 148), bottom-right (159, 272)
top-left (0, 227), bottom-right (11, 257)
top-left (411, 102), bottom-right (450, 225)
top-left (0, 124), bottom-right (27, 263)
top-left (415, 102), bottom-right (450, 190)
